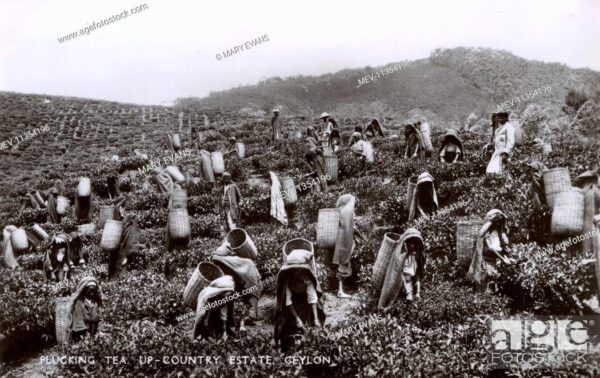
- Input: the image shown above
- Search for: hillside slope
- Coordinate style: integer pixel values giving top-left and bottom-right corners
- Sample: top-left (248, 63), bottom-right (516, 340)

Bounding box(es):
top-left (183, 47), bottom-right (600, 122)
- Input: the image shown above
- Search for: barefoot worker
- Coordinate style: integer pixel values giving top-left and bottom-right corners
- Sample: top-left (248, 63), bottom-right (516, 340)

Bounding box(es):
top-left (486, 112), bottom-right (515, 175)
top-left (304, 127), bottom-right (328, 193)
top-left (212, 242), bottom-right (263, 331)
top-left (274, 249), bottom-right (326, 352)
top-left (271, 108), bottom-right (283, 141)
top-left (333, 194), bottom-right (365, 298)
top-left (55, 276), bottom-right (103, 344)
top-left (365, 118), bottom-right (385, 139)
top-left (439, 129), bottom-right (464, 163)
top-left (192, 275), bottom-right (237, 340)
top-left (217, 172), bottom-right (242, 234)
top-left (378, 228), bottom-right (426, 310)
top-left (466, 209), bottom-right (513, 292)
top-left (408, 172), bottom-right (439, 221)
top-left (404, 122), bottom-right (428, 160)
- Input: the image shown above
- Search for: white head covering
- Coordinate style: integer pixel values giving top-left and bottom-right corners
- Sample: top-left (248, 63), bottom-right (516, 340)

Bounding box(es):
top-left (319, 112), bottom-right (330, 119)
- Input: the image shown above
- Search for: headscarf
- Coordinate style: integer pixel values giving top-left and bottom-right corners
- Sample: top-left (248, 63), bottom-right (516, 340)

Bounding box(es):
top-left (439, 130), bottom-right (464, 161)
top-left (466, 209), bottom-right (508, 284)
top-left (408, 172), bottom-right (439, 221)
top-left (269, 172), bottom-right (288, 225)
top-left (193, 275), bottom-right (236, 339)
top-left (333, 194), bottom-right (356, 268)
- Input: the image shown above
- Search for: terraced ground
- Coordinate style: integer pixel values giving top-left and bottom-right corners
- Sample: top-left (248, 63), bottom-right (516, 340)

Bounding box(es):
top-left (0, 90), bottom-right (599, 377)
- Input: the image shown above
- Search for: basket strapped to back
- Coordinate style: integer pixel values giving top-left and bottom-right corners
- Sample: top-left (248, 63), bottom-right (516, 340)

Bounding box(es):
top-left (183, 262), bottom-right (224, 309)
top-left (372, 232), bottom-right (402, 289)
top-left (456, 220), bottom-right (483, 266)
top-left (316, 209), bottom-right (339, 249)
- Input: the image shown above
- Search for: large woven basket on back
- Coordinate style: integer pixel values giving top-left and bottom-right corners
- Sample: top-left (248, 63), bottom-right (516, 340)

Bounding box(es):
top-left (211, 151), bottom-right (225, 175)
top-left (282, 238), bottom-right (313, 263)
top-left (236, 143), bottom-right (246, 159)
top-left (200, 151), bottom-right (215, 183)
top-left (281, 177), bottom-right (298, 205)
top-left (543, 168), bottom-right (570, 208)
top-left (32, 224), bottom-right (49, 242)
top-left (378, 246), bottom-right (405, 309)
top-left (183, 262), bottom-right (224, 309)
top-left (316, 209), bottom-right (339, 248)
top-left (372, 232), bottom-right (402, 290)
top-left (226, 228), bottom-right (257, 259)
top-left (170, 189), bottom-right (188, 209)
top-left (551, 188), bottom-right (584, 236)
top-left (168, 209), bottom-right (191, 241)
top-left (55, 297), bottom-right (73, 345)
top-left (97, 205), bottom-right (115, 229)
top-left (419, 122), bottom-right (434, 152)
top-left (10, 228), bottom-right (29, 253)
top-left (324, 155), bottom-right (338, 184)
top-left (456, 219), bottom-right (483, 266)
top-left (56, 196), bottom-right (70, 215)
top-left (77, 177), bottom-right (91, 197)
top-left (363, 141), bottom-right (374, 163)
top-left (165, 166), bottom-right (185, 183)
top-left (172, 133), bottom-right (181, 149)
top-left (100, 220), bottom-right (123, 250)
top-left (406, 176), bottom-right (418, 206)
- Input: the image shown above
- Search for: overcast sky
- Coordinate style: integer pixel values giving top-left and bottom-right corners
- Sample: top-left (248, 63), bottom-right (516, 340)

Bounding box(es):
top-left (0, 0), bottom-right (598, 105)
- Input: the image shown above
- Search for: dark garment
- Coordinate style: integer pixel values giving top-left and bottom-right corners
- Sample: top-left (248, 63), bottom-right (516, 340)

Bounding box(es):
top-left (528, 162), bottom-right (548, 211)
top-left (107, 176), bottom-right (120, 200)
top-left (271, 115), bottom-right (283, 141)
top-left (47, 193), bottom-right (61, 224)
top-left (110, 215), bottom-right (140, 279)
top-left (68, 232), bottom-right (85, 265)
top-left (274, 265), bottom-right (326, 352)
top-left (193, 299), bottom-right (236, 339)
top-left (365, 119), bottom-right (384, 138)
top-left (44, 237), bottom-right (72, 282)
top-left (73, 195), bottom-right (92, 223)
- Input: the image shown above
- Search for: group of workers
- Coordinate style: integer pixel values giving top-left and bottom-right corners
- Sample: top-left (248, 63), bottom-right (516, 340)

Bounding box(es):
top-left (2, 109), bottom-right (523, 351)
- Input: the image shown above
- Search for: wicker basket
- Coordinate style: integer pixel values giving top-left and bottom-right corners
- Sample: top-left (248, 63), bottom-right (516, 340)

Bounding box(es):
top-left (378, 246), bottom-right (405, 309)
top-left (56, 196), bottom-right (70, 215)
top-left (324, 155), bottom-right (338, 184)
top-left (77, 177), bottom-right (91, 197)
top-left (97, 205), bottom-right (115, 229)
top-left (200, 151), bottom-right (215, 183)
top-left (281, 177), bottom-right (298, 205)
top-left (32, 224), bottom-right (49, 241)
top-left (282, 238), bottom-right (313, 263)
top-left (456, 220), bottom-right (483, 266)
top-left (543, 143), bottom-right (552, 155)
top-left (372, 232), bottom-right (402, 289)
top-left (514, 121), bottom-right (524, 145)
top-left (363, 141), bottom-right (374, 163)
top-left (183, 262), bottom-right (224, 309)
top-left (407, 176), bottom-right (418, 206)
top-left (10, 228), bottom-right (29, 253)
top-left (316, 208), bottom-right (340, 248)
top-left (77, 223), bottom-right (97, 235)
top-left (170, 189), bottom-right (188, 209)
top-left (211, 151), bottom-right (225, 175)
top-left (551, 188), bottom-right (584, 236)
top-left (168, 209), bottom-right (191, 241)
top-left (236, 143), bottom-right (245, 159)
top-left (55, 297), bottom-right (73, 345)
top-left (172, 133), bottom-right (181, 149)
top-left (226, 228), bottom-right (257, 259)
top-left (165, 166), bottom-right (185, 183)
top-left (419, 122), bottom-right (434, 152)
top-left (100, 220), bottom-right (123, 250)
top-left (543, 168), bottom-right (571, 208)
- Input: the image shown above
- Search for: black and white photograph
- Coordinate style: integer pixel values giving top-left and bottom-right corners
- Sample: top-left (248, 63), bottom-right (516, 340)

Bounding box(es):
top-left (1, 0), bottom-right (599, 376)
